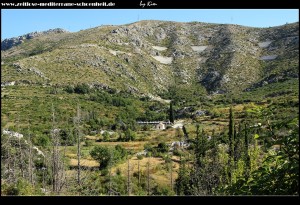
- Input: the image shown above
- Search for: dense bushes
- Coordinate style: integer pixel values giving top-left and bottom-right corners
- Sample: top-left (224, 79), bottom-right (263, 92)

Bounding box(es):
top-left (159, 85), bottom-right (207, 107)
top-left (90, 145), bottom-right (127, 170)
top-left (223, 118), bottom-right (299, 195)
top-left (89, 91), bottom-right (132, 107)
top-left (74, 84), bottom-right (90, 94)
top-left (143, 142), bottom-right (169, 157)
top-left (157, 142), bottom-right (168, 153)
top-left (33, 134), bottom-right (50, 147)
top-left (1, 179), bottom-right (42, 196)
top-left (60, 129), bottom-right (75, 146)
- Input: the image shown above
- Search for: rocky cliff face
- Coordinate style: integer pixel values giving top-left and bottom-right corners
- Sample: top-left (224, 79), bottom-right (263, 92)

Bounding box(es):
top-left (1, 21), bottom-right (298, 95)
top-left (1, 28), bottom-right (69, 50)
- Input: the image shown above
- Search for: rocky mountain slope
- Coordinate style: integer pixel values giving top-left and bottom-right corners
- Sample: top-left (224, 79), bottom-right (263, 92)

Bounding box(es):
top-left (1, 20), bottom-right (298, 96)
top-left (1, 28), bottom-right (69, 50)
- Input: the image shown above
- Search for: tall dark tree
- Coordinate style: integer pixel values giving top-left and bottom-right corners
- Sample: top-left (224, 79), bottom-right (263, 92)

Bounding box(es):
top-left (195, 125), bottom-right (207, 161)
top-left (195, 124), bottom-right (202, 166)
top-left (137, 157), bottom-right (141, 185)
top-left (169, 101), bottom-right (175, 124)
top-left (175, 158), bottom-right (189, 195)
top-left (244, 123), bottom-right (250, 179)
top-left (234, 123), bottom-right (243, 163)
top-left (182, 125), bottom-right (189, 140)
top-left (170, 159), bottom-right (173, 192)
top-left (228, 107), bottom-right (234, 159)
top-left (188, 124), bottom-right (213, 195)
top-left (233, 124), bottom-right (237, 164)
top-left (227, 106), bottom-right (235, 183)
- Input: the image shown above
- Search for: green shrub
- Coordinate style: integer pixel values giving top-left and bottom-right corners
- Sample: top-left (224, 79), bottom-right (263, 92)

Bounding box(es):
top-left (33, 134), bottom-right (50, 147)
top-left (2, 179), bottom-right (40, 196)
top-left (114, 144), bottom-right (127, 162)
top-left (157, 142), bottom-right (168, 153)
top-left (144, 143), bottom-right (153, 152)
top-left (65, 85), bottom-right (74, 93)
top-left (74, 84), bottom-right (90, 94)
top-left (84, 139), bottom-right (93, 147)
top-left (137, 154), bottom-right (144, 160)
top-left (90, 146), bottom-right (111, 170)
top-left (152, 185), bottom-right (175, 196)
top-left (124, 128), bottom-right (136, 141)
top-left (102, 131), bottom-right (110, 142)
top-left (173, 149), bottom-right (183, 156)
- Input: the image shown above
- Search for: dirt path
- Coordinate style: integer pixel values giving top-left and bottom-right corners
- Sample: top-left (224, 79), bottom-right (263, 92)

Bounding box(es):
top-left (172, 120), bottom-right (184, 129)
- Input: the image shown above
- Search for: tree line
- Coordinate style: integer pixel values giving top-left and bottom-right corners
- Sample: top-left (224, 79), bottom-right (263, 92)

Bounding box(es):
top-left (1, 102), bottom-right (298, 195)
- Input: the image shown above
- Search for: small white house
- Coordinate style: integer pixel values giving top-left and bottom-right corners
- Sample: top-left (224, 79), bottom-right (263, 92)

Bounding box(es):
top-left (155, 122), bottom-right (165, 130)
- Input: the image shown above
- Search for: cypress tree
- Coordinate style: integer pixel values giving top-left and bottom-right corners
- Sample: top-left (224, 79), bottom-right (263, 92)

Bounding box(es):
top-left (182, 125), bottom-right (189, 140)
top-left (244, 122), bottom-right (250, 178)
top-left (233, 124), bottom-right (237, 163)
top-left (228, 106), bottom-right (234, 159)
top-left (169, 101), bottom-right (175, 124)
top-left (175, 158), bottom-right (189, 195)
top-left (228, 106), bottom-right (235, 183)
top-left (195, 124), bottom-right (202, 167)
top-left (234, 123), bottom-right (242, 162)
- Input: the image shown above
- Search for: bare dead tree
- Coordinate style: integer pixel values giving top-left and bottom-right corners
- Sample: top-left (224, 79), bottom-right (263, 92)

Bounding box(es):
top-left (42, 157), bottom-right (46, 191)
top-left (108, 148), bottom-right (114, 196)
top-left (27, 125), bottom-right (34, 185)
top-left (170, 159), bottom-right (173, 192)
top-left (17, 115), bottom-right (25, 178)
top-left (2, 137), bottom-right (12, 184)
top-left (127, 157), bottom-right (131, 196)
top-left (147, 157), bottom-right (150, 195)
top-left (108, 168), bottom-right (112, 196)
top-left (3, 133), bottom-right (27, 185)
top-left (50, 103), bottom-right (66, 194)
top-left (13, 152), bottom-right (17, 183)
top-left (74, 104), bottom-right (81, 185)
top-left (2, 133), bottom-right (12, 183)
top-left (60, 143), bottom-right (67, 191)
top-left (51, 104), bottom-right (57, 193)
top-left (138, 159), bottom-right (140, 185)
